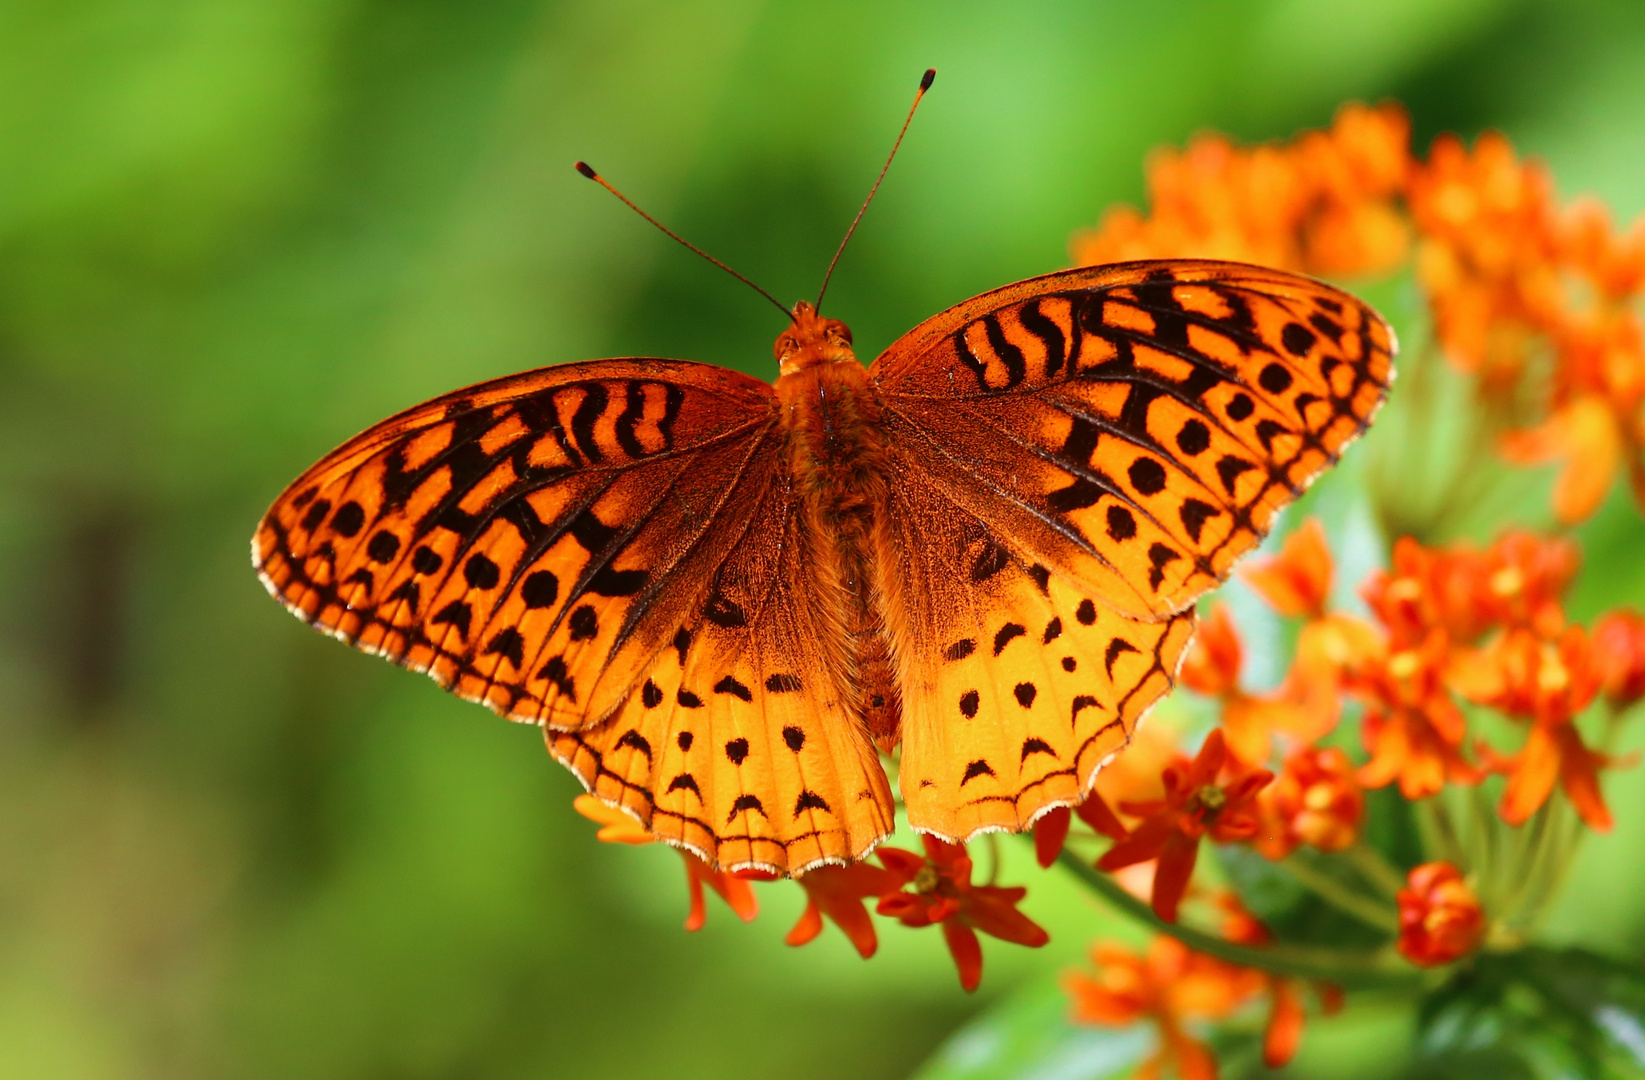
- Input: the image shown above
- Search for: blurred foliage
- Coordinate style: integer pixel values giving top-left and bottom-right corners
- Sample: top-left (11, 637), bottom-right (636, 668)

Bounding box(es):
top-left (5, 1), bottom-right (1645, 1078)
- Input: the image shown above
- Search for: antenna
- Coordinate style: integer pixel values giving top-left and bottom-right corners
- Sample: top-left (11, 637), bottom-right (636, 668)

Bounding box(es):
top-left (815, 67), bottom-right (936, 313)
top-left (574, 161), bottom-right (793, 321)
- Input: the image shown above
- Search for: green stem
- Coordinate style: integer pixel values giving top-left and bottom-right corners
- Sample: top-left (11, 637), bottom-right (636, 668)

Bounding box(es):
top-left (1343, 841), bottom-right (1407, 898)
top-left (1055, 851), bottom-right (1416, 988)
top-left (1281, 855), bottom-right (1401, 932)
top-left (1418, 795), bottom-right (1467, 867)
top-left (1495, 799), bottom-right (1553, 924)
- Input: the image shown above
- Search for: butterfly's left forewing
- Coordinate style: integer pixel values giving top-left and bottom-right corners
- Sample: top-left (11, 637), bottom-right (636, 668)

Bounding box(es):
top-left (254, 358), bottom-right (893, 873)
top-left (871, 259), bottom-right (1393, 840)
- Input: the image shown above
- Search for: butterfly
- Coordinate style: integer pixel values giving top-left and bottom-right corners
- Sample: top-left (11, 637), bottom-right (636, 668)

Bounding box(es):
top-left (252, 76), bottom-right (1395, 878)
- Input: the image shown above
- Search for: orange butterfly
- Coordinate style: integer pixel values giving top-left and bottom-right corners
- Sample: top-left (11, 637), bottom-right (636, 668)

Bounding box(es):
top-left (252, 72), bottom-right (1394, 876)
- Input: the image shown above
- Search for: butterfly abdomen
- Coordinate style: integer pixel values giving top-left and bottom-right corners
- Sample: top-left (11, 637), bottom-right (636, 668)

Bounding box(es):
top-left (775, 355), bottom-right (903, 743)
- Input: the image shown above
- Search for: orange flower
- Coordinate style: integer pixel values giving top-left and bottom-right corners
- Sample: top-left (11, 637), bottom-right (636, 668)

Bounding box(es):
top-left (1396, 862), bottom-right (1484, 966)
top-left (1361, 536), bottom-right (1495, 647)
top-left (1181, 604), bottom-right (1324, 765)
top-left (876, 836), bottom-right (1049, 991)
top-left (1030, 792), bottom-right (1129, 868)
top-left (1097, 729), bottom-right (1273, 922)
top-left (1071, 102), bottom-right (1411, 279)
top-left (573, 794), bottom-right (758, 930)
top-left (1474, 625), bottom-right (1615, 830)
top-left (786, 862), bottom-right (902, 958)
top-left (1558, 196), bottom-right (1645, 302)
top-left (1592, 609), bottom-right (1645, 706)
top-left (1501, 392), bottom-right (1632, 524)
top-left (1243, 517), bottom-right (1379, 726)
top-left (1475, 530), bottom-right (1579, 637)
top-left (1065, 936), bottom-right (1264, 1080)
top-left (1408, 131), bottom-right (1563, 389)
top-left (1243, 517), bottom-right (1334, 619)
top-left (1253, 746), bottom-right (1365, 859)
top-left (1349, 629), bottom-right (1481, 799)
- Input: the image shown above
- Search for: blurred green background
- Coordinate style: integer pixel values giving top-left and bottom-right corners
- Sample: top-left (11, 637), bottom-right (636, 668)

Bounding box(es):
top-left (5, 1), bottom-right (1645, 1077)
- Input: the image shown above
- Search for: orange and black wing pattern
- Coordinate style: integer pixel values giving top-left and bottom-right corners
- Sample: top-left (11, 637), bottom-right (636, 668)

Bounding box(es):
top-left (253, 359), bottom-right (892, 873)
top-left (870, 259), bottom-right (1393, 839)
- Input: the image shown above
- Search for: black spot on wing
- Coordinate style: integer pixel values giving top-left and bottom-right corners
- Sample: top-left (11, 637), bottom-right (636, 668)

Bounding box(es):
top-left (703, 586), bottom-right (746, 628)
top-left (430, 600), bottom-right (472, 639)
top-left (727, 794), bottom-right (766, 822)
top-left (944, 638), bottom-right (977, 662)
top-left (331, 501), bottom-right (365, 537)
top-left (1147, 543), bottom-right (1181, 591)
top-left (794, 791), bottom-right (831, 816)
top-left (1281, 322), bottom-right (1317, 357)
top-left (764, 673), bottom-right (801, 693)
top-left (537, 655), bottom-right (576, 701)
top-left (367, 531), bottom-right (400, 563)
top-left (993, 623), bottom-right (1026, 655)
top-left (1027, 563), bottom-right (1052, 594)
top-left (1021, 738), bottom-right (1056, 761)
top-left (724, 738), bottom-right (749, 764)
top-left (714, 675), bottom-right (752, 701)
top-left (1104, 638), bottom-right (1140, 677)
top-left (616, 729), bottom-right (652, 759)
top-left (568, 604), bottom-right (599, 640)
top-left (521, 570), bottom-right (558, 608)
top-left (961, 759), bottom-right (996, 785)
top-left (464, 553), bottom-right (500, 590)
top-left (1259, 362), bottom-right (1294, 393)
top-left (1216, 455), bottom-right (1254, 494)
top-left (1179, 499), bottom-right (1219, 543)
top-left (1176, 419), bottom-right (1210, 456)
top-left (484, 628), bottom-right (525, 669)
top-left (970, 541), bottom-right (1010, 582)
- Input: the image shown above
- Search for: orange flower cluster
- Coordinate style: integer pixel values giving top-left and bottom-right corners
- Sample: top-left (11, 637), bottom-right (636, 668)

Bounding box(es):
top-left (573, 797), bottom-right (1047, 991)
top-left (1218, 520), bottom-right (1627, 828)
top-left (1067, 899), bottom-right (1343, 1075)
top-left (1072, 103), bottom-right (1411, 278)
top-left (1065, 936), bottom-right (1265, 1080)
top-left (1074, 106), bottom-right (1645, 523)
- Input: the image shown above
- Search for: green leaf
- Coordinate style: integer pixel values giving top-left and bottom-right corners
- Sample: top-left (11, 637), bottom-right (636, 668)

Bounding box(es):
top-left (1413, 947), bottom-right (1645, 1079)
top-left (910, 979), bottom-right (1153, 1080)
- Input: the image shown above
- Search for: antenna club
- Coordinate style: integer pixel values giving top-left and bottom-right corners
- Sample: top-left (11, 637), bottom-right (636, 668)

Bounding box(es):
top-left (920, 68), bottom-right (936, 91)
top-left (574, 161), bottom-right (597, 180)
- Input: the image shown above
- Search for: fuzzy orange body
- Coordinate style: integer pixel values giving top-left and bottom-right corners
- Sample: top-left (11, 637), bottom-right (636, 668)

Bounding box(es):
top-left (773, 302), bottom-right (902, 745)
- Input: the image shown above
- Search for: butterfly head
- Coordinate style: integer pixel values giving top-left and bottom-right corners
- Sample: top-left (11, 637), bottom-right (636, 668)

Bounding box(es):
top-left (775, 301), bottom-right (856, 375)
